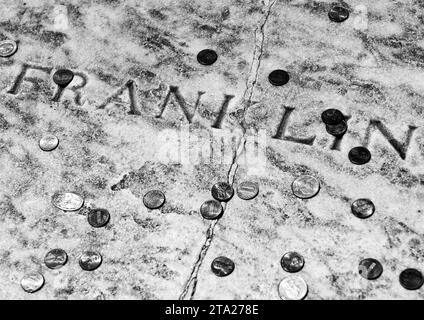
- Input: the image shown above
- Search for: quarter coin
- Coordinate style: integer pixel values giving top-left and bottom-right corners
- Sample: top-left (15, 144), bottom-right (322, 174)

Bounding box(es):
top-left (291, 175), bottom-right (320, 199)
top-left (143, 190), bottom-right (166, 209)
top-left (358, 258), bottom-right (383, 280)
top-left (211, 182), bottom-right (234, 202)
top-left (52, 192), bottom-right (84, 211)
top-left (268, 69), bottom-right (290, 86)
top-left (211, 256), bottom-right (235, 277)
top-left (197, 49), bottom-right (218, 66)
top-left (278, 275), bottom-right (308, 300)
top-left (326, 121), bottom-right (348, 137)
top-left (351, 198), bottom-right (375, 219)
top-left (236, 181), bottom-right (259, 200)
top-left (21, 272), bottom-right (44, 293)
top-left (87, 208), bottom-right (110, 228)
top-left (53, 69), bottom-right (74, 88)
top-left (0, 39), bottom-right (18, 57)
top-left (321, 108), bottom-right (344, 125)
top-left (79, 251), bottom-right (102, 271)
top-left (39, 134), bottom-right (59, 151)
top-left (399, 268), bottom-right (424, 290)
top-left (348, 146), bottom-right (371, 165)
top-left (200, 199), bottom-right (223, 220)
top-left (44, 249), bottom-right (68, 269)
top-left (328, 5), bottom-right (350, 23)
top-left (281, 252), bottom-right (305, 273)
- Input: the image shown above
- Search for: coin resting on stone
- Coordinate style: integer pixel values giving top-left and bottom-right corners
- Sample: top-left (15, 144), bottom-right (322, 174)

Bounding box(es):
top-left (39, 134), bottom-right (59, 151)
top-left (79, 251), bottom-right (102, 271)
top-left (358, 258), bottom-right (383, 280)
top-left (328, 5), bottom-right (350, 23)
top-left (200, 199), bottom-right (223, 220)
top-left (0, 39), bottom-right (18, 57)
top-left (143, 190), bottom-right (165, 209)
top-left (211, 256), bottom-right (235, 277)
top-left (348, 146), bottom-right (371, 165)
top-left (53, 69), bottom-right (74, 88)
top-left (236, 181), bottom-right (259, 200)
top-left (268, 69), bottom-right (290, 86)
top-left (211, 182), bottom-right (234, 202)
top-left (52, 192), bottom-right (84, 211)
top-left (326, 120), bottom-right (347, 137)
top-left (44, 249), bottom-right (68, 269)
top-left (21, 272), bottom-right (44, 293)
top-left (399, 268), bottom-right (424, 290)
top-left (321, 108), bottom-right (344, 125)
top-left (291, 175), bottom-right (320, 199)
top-left (197, 49), bottom-right (218, 65)
top-left (278, 276), bottom-right (308, 300)
top-left (351, 198), bottom-right (375, 219)
top-left (281, 252), bottom-right (305, 273)
top-left (87, 208), bottom-right (110, 228)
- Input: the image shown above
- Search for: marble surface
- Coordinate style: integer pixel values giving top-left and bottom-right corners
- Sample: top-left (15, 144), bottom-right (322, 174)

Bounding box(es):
top-left (0, 0), bottom-right (423, 300)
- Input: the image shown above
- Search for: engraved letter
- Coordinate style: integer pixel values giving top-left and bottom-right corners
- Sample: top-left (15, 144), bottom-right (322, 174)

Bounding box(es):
top-left (97, 79), bottom-right (140, 115)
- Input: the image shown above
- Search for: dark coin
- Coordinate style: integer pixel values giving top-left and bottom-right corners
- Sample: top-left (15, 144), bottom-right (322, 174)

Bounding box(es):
top-left (143, 190), bottom-right (166, 209)
top-left (281, 252), bottom-right (305, 273)
top-left (326, 121), bottom-right (348, 137)
top-left (348, 146), bottom-right (371, 165)
top-left (79, 251), bottom-right (102, 271)
top-left (211, 256), bottom-right (235, 277)
top-left (44, 249), bottom-right (68, 269)
top-left (268, 69), bottom-right (290, 86)
top-left (358, 258), bottom-right (383, 280)
top-left (211, 182), bottom-right (234, 202)
top-left (236, 181), bottom-right (259, 200)
top-left (200, 199), bottom-right (223, 220)
top-left (197, 49), bottom-right (218, 66)
top-left (53, 69), bottom-right (74, 88)
top-left (351, 198), bottom-right (375, 219)
top-left (328, 5), bottom-right (350, 23)
top-left (321, 108), bottom-right (344, 125)
top-left (399, 268), bottom-right (424, 290)
top-left (87, 208), bottom-right (110, 228)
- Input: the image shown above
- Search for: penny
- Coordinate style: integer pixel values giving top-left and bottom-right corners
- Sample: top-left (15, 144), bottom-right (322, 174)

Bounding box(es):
top-left (358, 258), bottom-right (383, 280)
top-left (351, 198), bottom-right (375, 219)
top-left (268, 69), bottom-right (290, 86)
top-left (53, 69), bottom-right (74, 88)
top-left (211, 182), bottom-right (234, 202)
top-left (87, 208), bottom-right (110, 228)
top-left (348, 146), bottom-right (371, 165)
top-left (143, 190), bottom-right (165, 209)
top-left (281, 252), bottom-right (305, 273)
top-left (278, 276), bottom-right (308, 300)
top-left (399, 268), bottom-right (424, 290)
top-left (328, 5), bottom-right (350, 23)
top-left (291, 175), bottom-right (320, 199)
top-left (79, 251), bottom-right (102, 271)
top-left (211, 256), bottom-right (235, 277)
top-left (21, 272), bottom-right (44, 293)
top-left (321, 108), bottom-right (344, 125)
top-left (200, 199), bottom-right (223, 220)
top-left (326, 120), bottom-right (347, 137)
top-left (0, 39), bottom-right (18, 57)
top-left (39, 134), bottom-right (59, 151)
top-left (197, 49), bottom-right (218, 66)
top-left (44, 248), bottom-right (68, 269)
top-left (52, 192), bottom-right (84, 211)
top-left (236, 181), bottom-right (259, 200)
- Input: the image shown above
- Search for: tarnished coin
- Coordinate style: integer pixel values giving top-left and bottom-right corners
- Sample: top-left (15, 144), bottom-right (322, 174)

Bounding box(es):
top-left (359, 258), bottom-right (383, 280)
top-left (291, 175), bottom-right (320, 199)
top-left (211, 182), bottom-right (234, 202)
top-left (348, 146), bottom-right (371, 165)
top-left (328, 5), bottom-right (349, 23)
top-left (79, 251), bottom-right (102, 271)
top-left (52, 192), bottom-right (84, 211)
top-left (0, 39), bottom-right (18, 57)
top-left (351, 198), bottom-right (375, 219)
top-left (268, 69), bottom-right (290, 86)
top-left (53, 69), bottom-right (74, 88)
top-left (278, 276), bottom-right (308, 300)
top-left (399, 268), bottom-right (424, 290)
top-left (87, 208), bottom-right (110, 228)
top-left (326, 120), bottom-right (347, 137)
top-left (39, 134), bottom-right (59, 151)
top-left (321, 108), bottom-right (344, 125)
top-left (200, 199), bottom-right (223, 220)
top-left (236, 181), bottom-right (259, 200)
top-left (143, 190), bottom-right (165, 209)
top-left (197, 49), bottom-right (218, 65)
top-left (44, 249), bottom-right (68, 269)
top-left (281, 252), bottom-right (305, 273)
top-left (211, 256), bottom-right (235, 277)
top-left (21, 272), bottom-right (44, 293)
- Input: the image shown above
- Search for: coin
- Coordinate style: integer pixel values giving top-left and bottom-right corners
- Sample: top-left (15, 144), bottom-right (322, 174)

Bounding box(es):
top-left (358, 258), bottom-right (383, 280)
top-left (211, 256), bottom-right (235, 277)
top-left (268, 69), bottom-right (290, 86)
top-left (291, 175), bottom-right (320, 199)
top-left (44, 249), bottom-right (68, 269)
top-left (211, 182), bottom-right (234, 202)
top-left (200, 199), bottom-right (223, 220)
top-left (326, 120), bottom-right (347, 137)
top-left (87, 208), bottom-right (110, 228)
top-left (236, 181), bottom-right (259, 200)
top-left (53, 69), bottom-right (74, 88)
top-left (39, 134), bottom-right (59, 151)
top-left (143, 190), bottom-right (165, 209)
top-left (348, 146), bottom-right (371, 165)
top-left (399, 268), bottom-right (424, 290)
top-left (281, 252), bottom-right (305, 273)
top-left (278, 276), bottom-right (308, 300)
top-left (21, 272), bottom-right (44, 293)
top-left (0, 39), bottom-right (18, 57)
top-left (351, 198), bottom-right (375, 219)
top-left (52, 192), bottom-right (84, 211)
top-left (79, 251), bottom-right (102, 271)
top-left (321, 108), bottom-right (344, 125)
top-left (328, 5), bottom-right (350, 23)
top-left (197, 49), bottom-right (218, 66)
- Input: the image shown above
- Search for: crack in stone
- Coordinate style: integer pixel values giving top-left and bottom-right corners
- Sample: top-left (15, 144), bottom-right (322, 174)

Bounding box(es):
top-left (178, 0), bottom-right (276, 300)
